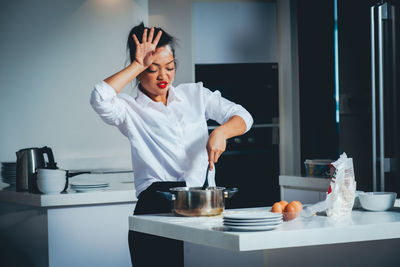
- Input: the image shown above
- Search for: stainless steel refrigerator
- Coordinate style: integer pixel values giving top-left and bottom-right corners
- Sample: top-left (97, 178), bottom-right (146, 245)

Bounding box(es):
top-left (370, 1), bottom-right (399, 192)
top-left (338, 0), bottom-right (399, 193)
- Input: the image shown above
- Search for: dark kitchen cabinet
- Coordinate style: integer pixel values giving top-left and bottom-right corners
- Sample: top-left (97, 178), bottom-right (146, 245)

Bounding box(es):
top-left (196, 63), bottom-right (280, 208)
top-left (296, 0), bottom-right (339, 174)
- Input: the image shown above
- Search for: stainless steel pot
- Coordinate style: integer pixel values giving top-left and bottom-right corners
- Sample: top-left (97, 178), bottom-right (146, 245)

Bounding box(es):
top-left (159, 187), bottom-right (238, 216)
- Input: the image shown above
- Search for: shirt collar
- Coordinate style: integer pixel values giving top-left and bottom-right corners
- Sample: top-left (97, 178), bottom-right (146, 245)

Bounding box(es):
top-left (167, 85), bottom-right (182, 104)
top-left (135, 86), bottom-right (152, 107)
top-left (135, 84), bottom-right (182, 107)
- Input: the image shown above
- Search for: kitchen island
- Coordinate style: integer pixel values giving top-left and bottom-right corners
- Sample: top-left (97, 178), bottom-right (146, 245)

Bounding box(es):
top-left (130, 203), bottom-right (400, 267)
top-left (0, 172), bottom-right (137, 267)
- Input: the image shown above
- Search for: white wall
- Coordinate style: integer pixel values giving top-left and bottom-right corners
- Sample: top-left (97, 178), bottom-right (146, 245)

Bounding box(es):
top-left (147, 0), bottom-right (278, 81)
top-left (0, 0), bottom-right (290, 175)
top-left (0, 0), bottom-right (279, 170)
top-left (148, 0), bottom-right (194, 84)
top-left (193, 1), bottom-right (277, 64)
top-left (0, 0), bottom-right (148, 169)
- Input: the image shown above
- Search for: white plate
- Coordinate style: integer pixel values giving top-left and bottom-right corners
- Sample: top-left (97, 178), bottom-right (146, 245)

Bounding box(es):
top-left (71, 184), bottom-right (109, 188)
top-left (1, 179), bottom-right (16, 182)
top-left (70, 181), bottom-right (109, 187)
top-left (71, 186), bottom-right (109, 190)
top-left (224, 220), bottom-right (282, 227)
top-left (223, 211), bottom-right (282, 220)
top-left (226, 224), bottom-right (280, 231)
top-left (73, 187), bottom-right (108, 192)
top-left (223, 217), bottom-right (283, 223)
top-left (1, 181), bottom-right (16, 185)
top-left (1, 172), bottom-right (16, 175)
top-left (224, 218), bottom-right (282, 224)
top-left (2, 177), bottom-right (16, 181)
top-left (2, 175), bottom-right (16, 178)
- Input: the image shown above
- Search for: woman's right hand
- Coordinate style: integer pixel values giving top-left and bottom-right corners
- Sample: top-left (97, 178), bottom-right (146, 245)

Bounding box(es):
top-left (102, 27), bottom-right (162, 94)
top-left (132, 27), bottom-right (162, 68)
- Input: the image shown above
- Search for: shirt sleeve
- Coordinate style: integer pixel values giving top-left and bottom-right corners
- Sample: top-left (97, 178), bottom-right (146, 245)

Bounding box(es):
top-left (90, 81), bottom-right (127, 126)
top-left (202, 83), bottom-right (254, 133)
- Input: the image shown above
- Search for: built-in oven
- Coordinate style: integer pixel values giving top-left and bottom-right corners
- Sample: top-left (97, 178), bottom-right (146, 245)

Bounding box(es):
top-left (196, 63), bottom-right (280, 208)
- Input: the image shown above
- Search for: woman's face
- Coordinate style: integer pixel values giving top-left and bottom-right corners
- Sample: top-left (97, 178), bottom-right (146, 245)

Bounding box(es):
top-left (138, 45), bottom-right (175, 102)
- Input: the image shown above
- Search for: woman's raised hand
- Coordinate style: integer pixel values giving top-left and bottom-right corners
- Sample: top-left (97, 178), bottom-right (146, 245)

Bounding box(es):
top-left (132, 27), bottom-right (162, 68)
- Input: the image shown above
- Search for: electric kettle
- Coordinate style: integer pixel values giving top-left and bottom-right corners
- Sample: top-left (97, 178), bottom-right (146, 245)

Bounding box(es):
top-left (16, 146), bottom-right (57, 193)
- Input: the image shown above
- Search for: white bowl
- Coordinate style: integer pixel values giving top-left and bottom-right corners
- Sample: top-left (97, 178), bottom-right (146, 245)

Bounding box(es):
top-left (37, 175), bottom-right (66, 181)
top-left (37, 178), bottom-right (65, 194)
top-left (358, 192), bottom-right (397, 211)
top-left (353, 190), bottom-right (364, 209)
top-left (37, 168), bottom-right (66, 175)
top-left (37, 168), bottom-right (66, 177)
top-left (37, 168), bottom-right (66, 181)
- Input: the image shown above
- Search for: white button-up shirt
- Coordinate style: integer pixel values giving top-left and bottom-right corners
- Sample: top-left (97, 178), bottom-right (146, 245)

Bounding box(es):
top-left (90, 81), bottom-right (253, 197)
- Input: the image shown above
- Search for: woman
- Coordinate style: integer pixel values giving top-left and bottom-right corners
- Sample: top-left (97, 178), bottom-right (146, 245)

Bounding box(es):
top-left (90, 23), bottom-right (253, 266)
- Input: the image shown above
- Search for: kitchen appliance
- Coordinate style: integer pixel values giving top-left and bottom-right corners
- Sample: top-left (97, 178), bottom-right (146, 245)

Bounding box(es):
top-left (370, 1), bottom-right (398, 192)
top-left (16, 146), bottom-right (57, 193)
top-left (195, 63), bottom-right (280, 208)
top-left (338, 0), bottom-right (399, 194)
top-left (159, 187), bottom-right (238, 216)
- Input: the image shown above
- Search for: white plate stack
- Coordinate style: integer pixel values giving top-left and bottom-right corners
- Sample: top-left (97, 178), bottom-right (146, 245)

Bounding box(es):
top-left (1, 162), bottom-right (17, 186)
top-left (70, 181), bottom-right (109, 192)
top-left (223, 211), bottom-right (283, 231)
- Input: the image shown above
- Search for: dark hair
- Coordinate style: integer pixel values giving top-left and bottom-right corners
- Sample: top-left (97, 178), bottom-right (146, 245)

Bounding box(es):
top-left (127, 22), bottom-right (177, 64)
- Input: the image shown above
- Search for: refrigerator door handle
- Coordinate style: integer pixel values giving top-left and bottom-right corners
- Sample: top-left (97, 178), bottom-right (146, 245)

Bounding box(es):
top-left (371, 2), bottom-right (396, 192)
top-left (378, 4), bottom-right (385, 192)
top-left (371, 5), bottom-right (377, 192)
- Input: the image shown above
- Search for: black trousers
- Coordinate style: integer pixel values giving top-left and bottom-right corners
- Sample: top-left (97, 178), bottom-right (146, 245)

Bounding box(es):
top-left (128, 181), bottom-right (186, 267)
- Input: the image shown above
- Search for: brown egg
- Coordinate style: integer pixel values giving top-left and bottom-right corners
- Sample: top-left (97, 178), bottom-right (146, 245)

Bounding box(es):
top-left (283, 201), bottom-right (303, 221)
top-left (291, 200), bottom-right (303, 211)
top-left (271, 202), bottom-right (283, 213)
top-left (279, 200), bottom-right (289, 210)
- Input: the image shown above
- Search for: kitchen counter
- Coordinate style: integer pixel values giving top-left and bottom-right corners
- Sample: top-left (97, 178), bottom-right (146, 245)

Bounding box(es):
top-left (0, 172), bottom-right (137, 267)
top-left (130, 203), bottom-right (400, 266)
top-left (129, 205), bottom-right (400, 251)
top-left (0, 172), bottom-right (137, 207)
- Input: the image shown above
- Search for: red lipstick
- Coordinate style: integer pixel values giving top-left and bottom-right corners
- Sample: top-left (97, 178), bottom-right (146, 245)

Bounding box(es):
top-left (157, 81), bottom-right (168, 89)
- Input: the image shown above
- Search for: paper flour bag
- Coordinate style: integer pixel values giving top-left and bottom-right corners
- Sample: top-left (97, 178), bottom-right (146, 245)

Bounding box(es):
top-left (325, 153), bottom-right (356, 218)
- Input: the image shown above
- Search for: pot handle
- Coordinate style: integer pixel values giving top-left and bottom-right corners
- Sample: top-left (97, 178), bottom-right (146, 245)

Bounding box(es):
top-left (61, 170), bottom-right (91, 192)
top-left (223, 188), bottom-right (238, 198)
top-left (67, 171), bottom-right (91, 178)
top-left (156, 191), bottom-right (176, 201)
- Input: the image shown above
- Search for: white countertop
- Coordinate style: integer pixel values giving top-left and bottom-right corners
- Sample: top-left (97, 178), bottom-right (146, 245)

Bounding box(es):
top-left (129, 202), bottom-right (400, 252)
top-left (0, 173), bottom-right (137, 207)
